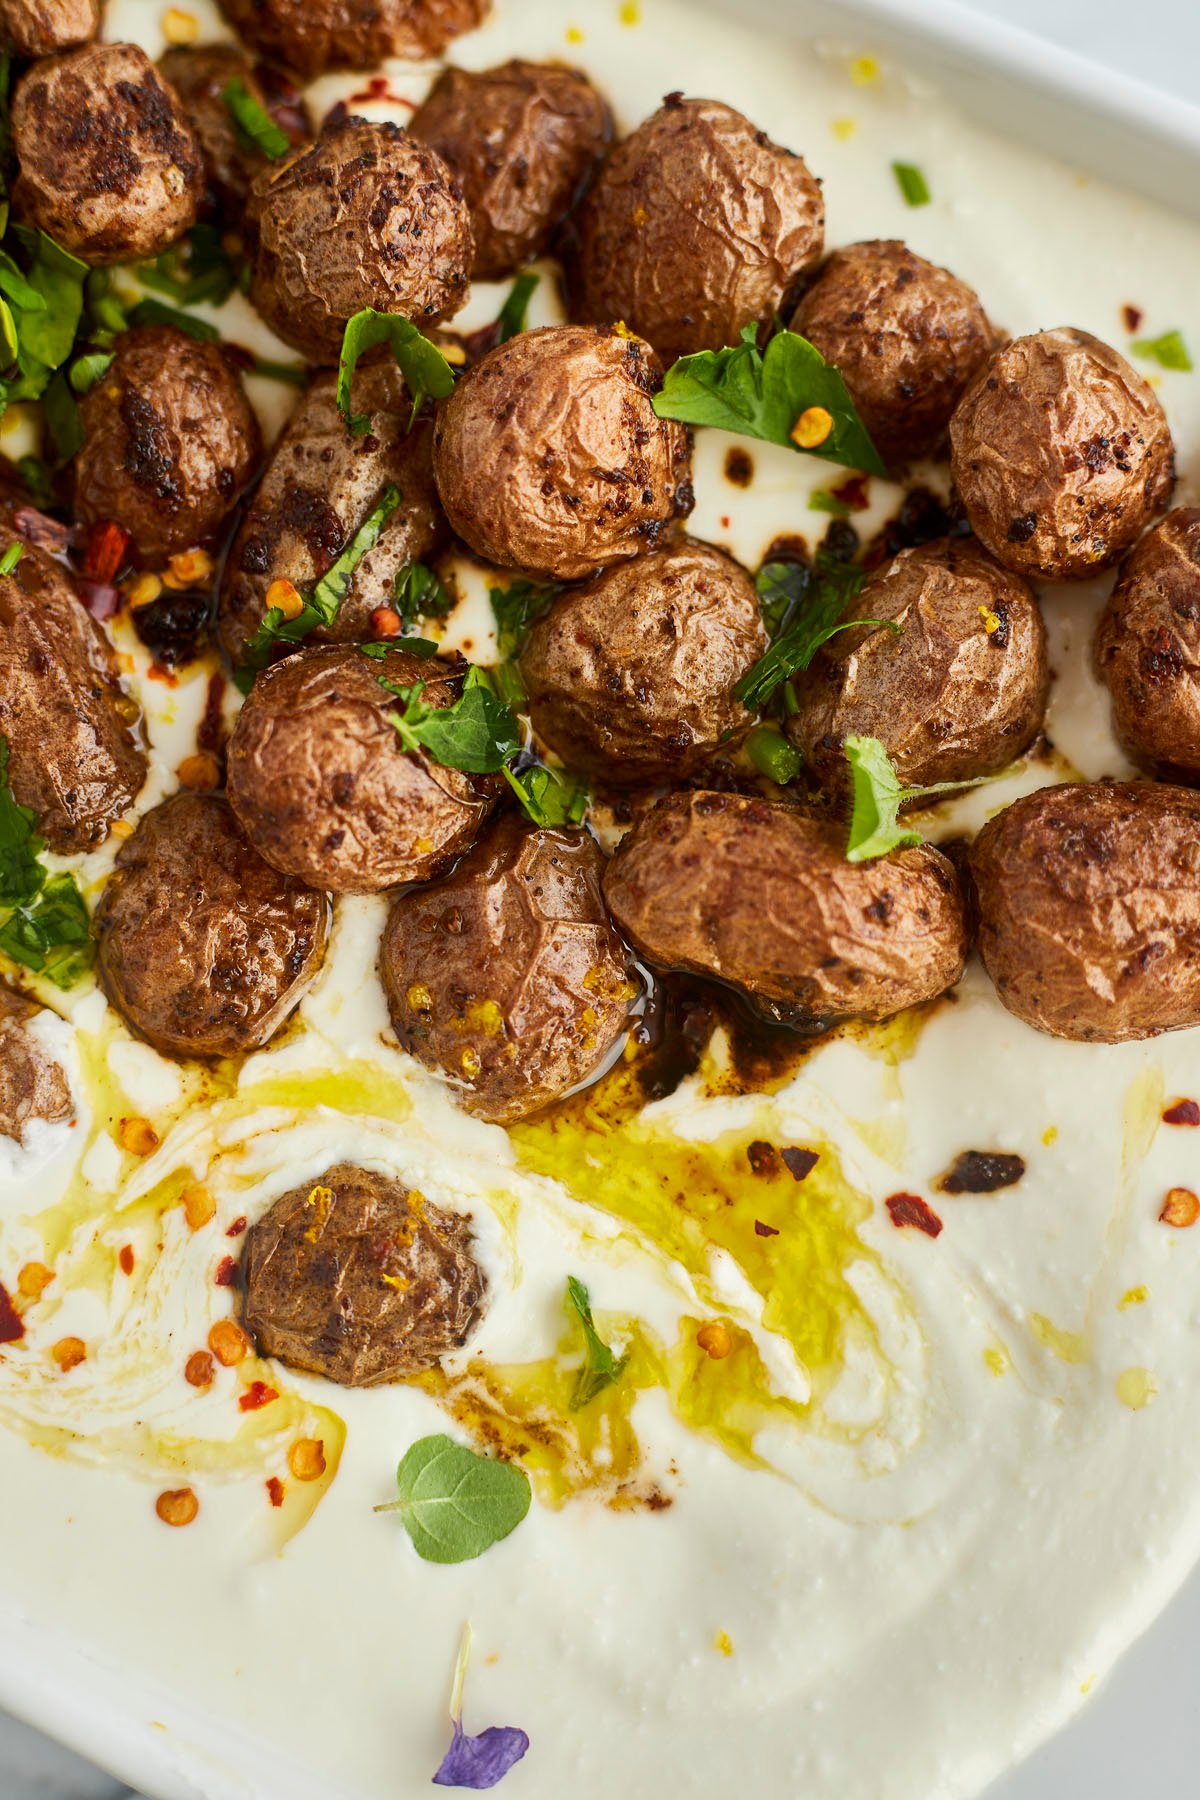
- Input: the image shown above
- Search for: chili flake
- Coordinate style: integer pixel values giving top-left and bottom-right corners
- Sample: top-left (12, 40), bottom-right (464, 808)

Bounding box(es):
top-left (781, 1147), bottom-right (819, 1182)
top-left (266, 1476), bottom-right (285, 1507)
top-left (1163, 1098), bottom-right (1200, 1127)
top-left (50, 1335), bottom-right (86, 1371)
top-left (288, 1437), bottom-right (327, 1482)
top-left (696, 1321), bottom-right (732, 1359)
top-left (181, 1182), bottom-right (216, 1230)
top-left (118, 1245), bottom-right (135, 1276)
top-left (754, 1220), bottom-right (780, 1238)
top-left (225, 1216), bottom-right (247, 1239)
top-left (239, 1380), bottom-right (279, 1413)
top-left (119, 1116), bottom-right (159, 1157)
top-left (885, 1192), bottom-right (943, 1237)
top-left (208, 1319), bottom-right (250, 1366)
top-left (83, 519), bottom-right (131, 583)
top-left (16, 1262), bottom-right (53, 1301)
top-left (214, 1255), bottom-right (237, 1286)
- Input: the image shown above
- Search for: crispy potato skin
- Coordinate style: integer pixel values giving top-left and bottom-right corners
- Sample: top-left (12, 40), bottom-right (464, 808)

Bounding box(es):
top-left (791, 240), bottom-right (994, 469)
top-left (1094, 508), bottom-right (1200, 783)
top-left (12, 44), bottom-right (203, 265)
top-left (0, 523), bottom-right (145, 852)
top-left (520, 540), bottom-right (766, 783)
top-left (159, 46), bottom-right (310, 215)
top-left (1, 0), bottom-right (96, 55)
top-left (603, 790), bottom-right (968, 1023)
top-left (380, 816), bottom-right (637, 1123)
top-left (245, 118), bottom-right (473, 363)
top-left (217, 0), bottom-right (489, 83)
top-left (218, 365), bottom-right (446, 669)
top-left (74, 326), bottom-right (261, 568)
top-left (410, 59), bottom-right (610, 280)
top-left (95, 794), bottom-right (329, 1060)
top-left (949, 328), bottom-right (1175, 581)
top-left (226, 646), bottom-right (493, 894)
top-left (0, 984), bottom-right (73, 1144)
top-left (970, 781), bottom-right (1200, 1042)
top-left (569, 95), bottom-right (824, 365)
top-left (432, 325), bottom-right (692, 580)
top-left (787, 538), bottom-right (1048, 790)
top-left (241, 1161), bottom-right (487, 1386)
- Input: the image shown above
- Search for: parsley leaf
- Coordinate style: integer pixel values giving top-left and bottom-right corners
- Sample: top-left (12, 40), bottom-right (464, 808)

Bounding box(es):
top-left (337, 308), bottom-right (455, 435)
top-left (844, 735), bottom-right (997, 862)
top-left (745, 725), bottom-right (802, 786)
top-left (653, 325), bottom-right (886, 477)
top-left (735, 555), bottom-right (883, 709)
top-left (503, 762), bottom-right (588, 828)
top-left (41, 370), bottom-right (81, 465)
top-left (380, 665), bottom-right (519, 773)
top-left (250, 356), bottom-right (308, 387)
top-left (0, 738), bottom-right (45, 907)
top-left (1131, 328), bottom-right (1193, 373)
top-left (357, 637), bottom-right (438, 661)
top-left (489, 577), bottom-right (556, 660)
top-left (754, 559), bottom-right (809, 637)
top-left (394, 560), bottom-right (452, 628)
top-left (566, 1275), bottom-right (629, 1411)
top-left (136, 223), bottom-right (238, 310)
top-left (222, 78), bottom-right (290, 160)
top-left (376, 1434), bottom-right (531, 1564)
top-left (0, 541), bottom-right (21, 576)
top-left (892, 160), bottom-right (931, 207)
top-left (497, 270), bottom-right (539, 342)
top-left (127, 296), bottom-right (219, 341)
top-left (7, 227), bottom-right (86, 381)
top-left (0, 738), bottom-right (93, 985)
top-left (68, 351), bottom-right (113, 395)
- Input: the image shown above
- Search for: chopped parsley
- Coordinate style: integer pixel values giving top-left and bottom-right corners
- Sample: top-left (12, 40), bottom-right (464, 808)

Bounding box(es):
top-left (394, 560), bottom-right (453, 629)
top-left (565, 1276), bottom-right (629, 1410)
top-left (0, 541), bottom-right (20, 576)
top-left (0, 738), bottom-right (93, 986)
top-left (380, 665), bottom-right (519, 773)
top-left (127, 297), bottom-right (220, 341)
top-left (503, 762), bottom-right (588, 828)
top-left (745, 725), bottom-right (802, 786)
top-left (222, 79), bottom-right (290, 160)
top-left (892, 160), bottom-right (931, 207)
top-left (497, 270), bottom-right (539, 342)
top-left (337, 308), bottom-right (456, 435)
top-left (136, 223), bottom-right (238, 310)
top-left (489, 577), bottom-right (557, 661)
top-left (68, 351), bottom-right (113, 395)
top-left (1131, 328), bottom-right (1193, 373)
top-left (844, 735), bottom-right (996, 862)
top-left (735, 554), bottom-right (886, 709)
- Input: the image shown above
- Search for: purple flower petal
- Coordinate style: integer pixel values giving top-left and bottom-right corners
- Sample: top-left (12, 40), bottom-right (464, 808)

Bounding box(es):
top-left (433, 1718), bottom-right (530, 1790)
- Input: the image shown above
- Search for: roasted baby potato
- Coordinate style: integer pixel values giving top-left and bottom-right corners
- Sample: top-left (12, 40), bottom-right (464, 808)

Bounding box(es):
top-left (218, 364), bottom-right (446, 669)
top-left (226, 646), bottom-right (493, 893)
top-left (0, 984), bottom-right (73, 1144)
top-left (410, 58), bottom-right (610, 280)
top-left (787, 538), bottom-right (1048, 790)
top-left (520, 539), bottom-right (766, 783)
top-left (241, 1161), bottom-right (487, 1386)
top-left (158, 45), bottom-right (311, 217)
top-left (791, 239), bottom-right (994, 469)
top-left (1, 0), bottom-right (97, 56)
top-left (949, 327), bottom-right (1175, 581)
top-left (970, 781), bottom-right (1200, 1041)
top-left (74, 325), bottom-right (261, 568)
top-left (245, 118), bottom-right (473, 362)
top-left (95, 793), bottom-right (329, 1061)
top-left (569, 94), bottom-right (824, 365)
top-left (11, 44), bottom-right (203, 264)
top-left (0, 523), bottom-right (145, 852)
top-left (1094, 508), bottom-right (1200, 783)
top-left (603, 790), bottom-right (968, 1024)
top-left (217, 0), bottom-right (490, 83)
top-left (431, 324), bottom-right (692, 581)
top-left (380, 815), bottom-right (637, 1122)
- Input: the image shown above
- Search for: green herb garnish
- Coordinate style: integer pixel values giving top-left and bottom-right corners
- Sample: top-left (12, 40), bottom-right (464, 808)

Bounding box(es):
top-left (497, 271), bottom-right (539, 342)
top-left (250, 356), bottom-right (308, 387)
top-left (844, 735), bottom-right (995, 862)
top-left (1131, 329), bottom-right (1193, 373)
top-left (0, 542), bottom-right (21, 576)
top-left (337, 309), bottom-right (456, 435)
top-left (503, 762), bottom-right (588, 828)
top-left (735, 555), bottom-right (884, 709)
top-left (357, 637), bottom-right (439, 661)
top-left (489, 577), bottom-right (556, 660)
top-left (653, 325), bottom-right (886, 477)
top-left (68, 351), bottom-right (113, 395)
top-left (745, 725), bottom-right (802, 786)
top-left (41, 370), bottom-right (81, 465)
top-left (375, 1433), bottom-right (530, 1564)
top-left (394, 560), bottom-right (452, 629)
top-left (754, 559), bottom-right (809, 637)
top-left (892, 161), bottom-right (931, 207)
top-left (566, 1276), bottom-right (629, 1410)
top-left (222, 78), bottom-right (290, 160)
top-left (137, 224), bottom-right (238, 310)
top-left (16, 454), bottom-right (52, 507)
top-left (0, 738), bottom-right (93, 986)
top-left (380, 664), bottom-right (519, 773)
top-left (127, 297), bottom-right (220, 341)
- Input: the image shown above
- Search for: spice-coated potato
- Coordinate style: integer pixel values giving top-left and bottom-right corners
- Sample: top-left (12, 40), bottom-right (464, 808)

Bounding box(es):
top-left (0, 984), bottom-right (73, 1144)
top-left (1, 0), bottom-right (96, 55)
top-left (787, 538), bottom-right (1048, 790)
top-left (74, 326), bottom-right (261, 568)
top-left (603, 790), bottom-right (968, 1024)
top-left (791, 240), bottom-right (994, 469)
top-left (158, 45), bottom-right (311, 216)
top-left (245, 118), bottom-right (473, 363)
top-left (410, 59), bottom-right (610, 280)
top-left (241, 1162), bottom-right (487, 1386)
top-left (218, 364), bottom-right (446, 669)
top-left (569, 94), bottom-right (824, 364)
top-left (949, 328), bottom-right (1175, 581)
top-left (1094, 508), bottom-right (1200, 783)
top-left (217, 0), bottom-right (490, 83)
top-left (971, 781), bottom-right (1200, 1042)
top-left (0, 522), bottom-right (145, 852)
top-left (95, 794), bottom-right (329, 1060)
top-left (226, 645), bottom-right (493, 894)
top-left (380, 815), bottom-right (637, 1123)
top-left (432, 325), bottom-right (692, 581)
top-left (11, 44), bottom-right (203, 265)
top-left (520, 540), bottom-right (766, 783)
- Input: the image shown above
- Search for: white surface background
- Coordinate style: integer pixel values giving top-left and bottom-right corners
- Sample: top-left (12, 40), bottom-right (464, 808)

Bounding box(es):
top-left (5, 0), bottom-right (1199, 1796)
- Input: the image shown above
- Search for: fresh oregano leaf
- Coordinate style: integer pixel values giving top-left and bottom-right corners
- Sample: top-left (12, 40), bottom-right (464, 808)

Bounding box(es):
top-left (377, 1434), bottom-right (531, 1564)
top-left (566, 1275), bottom-right (629, 1411)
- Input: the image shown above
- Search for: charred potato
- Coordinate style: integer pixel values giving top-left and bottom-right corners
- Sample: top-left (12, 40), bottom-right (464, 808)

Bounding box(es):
top-left (949, 328), bottom-right (1175, 581)
top-left (970, 781), bottom-right (1200, 1041)
top-left (245, 118), bottom-right (473, 363)
top-left (158, 45), bottom-right (310, 216)
top-left (791, 240), bottom-right (994, 469)
top-left (604, 791), bottom-right (968, 1024)
top-left (95, 794), bottom-right (329, 1060)
top-left (217, 0), bottom-right (490, 84)
top-left (787, 538), bottom-right (1048, 790)
top-left (0, 984), bottom-right (73, 1144)
top-left (1094, 508), bottom-right (1200, 783)
top-left (410, 59), bottom-right (610, 280)
top-left (12, 44), bottom-right (203, 265)
top-left (1, 0), bottom-right (96, 55)
top-left (218, 364), bottom-right (446, 669)
top-left (520, 540), bottom-right (766, 783)
top-left (380, 816), bottom-right (637, 1123)
top-left (432, 324), bottom-right (691, 581)
top-left (569, 94), bottom-right (824, 364)
top-left (226, 646), bottom-right (493, 894)
top-left (241, 1161), bottom-right (487, 1386)
top-left (0, 523), bottom-right (145, 852)
top-left (74, 325), bottom-right (261, 568)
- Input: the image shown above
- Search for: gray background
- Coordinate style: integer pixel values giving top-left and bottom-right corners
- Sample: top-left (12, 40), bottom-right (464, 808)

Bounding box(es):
top-left (6, 0), bottom-right (1200, 1794)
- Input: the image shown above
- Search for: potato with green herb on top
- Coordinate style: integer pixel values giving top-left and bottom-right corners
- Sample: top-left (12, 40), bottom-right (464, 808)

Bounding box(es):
top-left (1094, 508), bottom-right (1200, 783)
top-left (158, 45), bottom-right (311, 217)
top-left (217, 0), bottom-right (490, 84)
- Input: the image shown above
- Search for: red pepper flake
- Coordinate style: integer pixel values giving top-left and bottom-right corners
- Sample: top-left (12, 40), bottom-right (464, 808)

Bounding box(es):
top-left (719, 514), bottom-right (732, 529)
top-left (1123, 303), bottom-right (1143, 333)
top-left (348, 74), bottom-right (412, 106)
top-left (196, 669), bottom-right (228, 758)
top-left (265, 1475), bottom-right (285, 1507)
top-left (830, 473), bottom-right (871, 511)
top-left (118, 1244), bottom-right (135, 1276)
top-left (239, 1380), bottom-right (279, 1413)
top-left (781, 1147), bottom-right (819, 1182)
top-left (1163, 1098), bottom-right (1200, 1127)
top-left (746, 1139), bottom-right (778, 1175)
top-left (0, 1282), bottom-right (25, 1344)
top-left (885, 1192), bottom-right (943, 1238)
top-left (754, 1220), bottom-right (779, 1237)
top-left (82, 519), bottom-right (131, 583)
top-left (225, 1216), bottom-right (247, 1239)
top-left (214, 1255), bottom-right (237, 1287)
